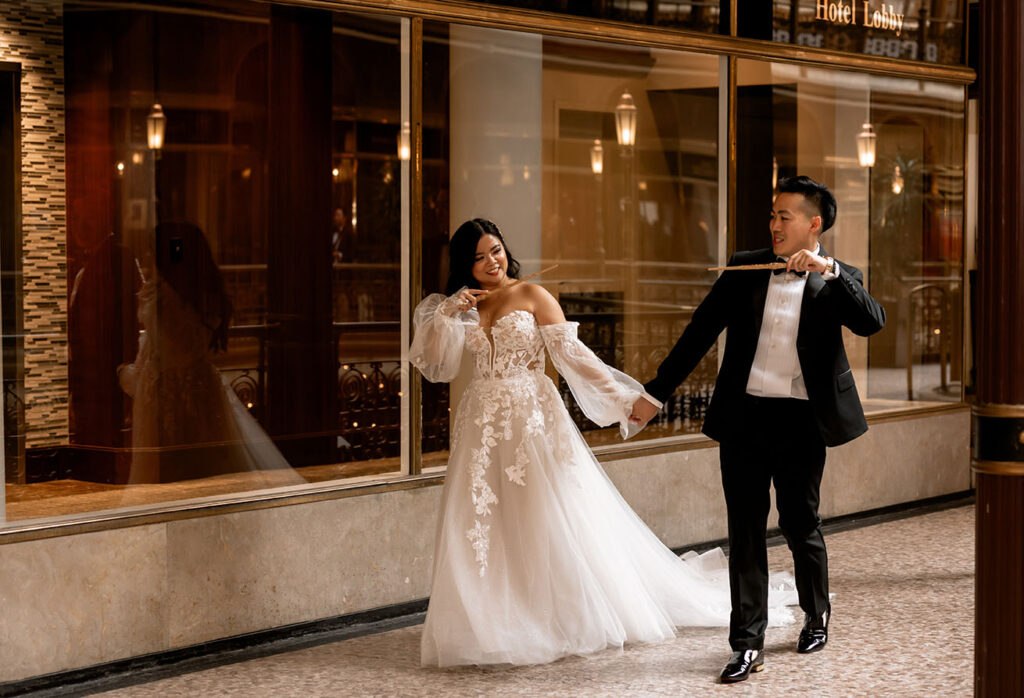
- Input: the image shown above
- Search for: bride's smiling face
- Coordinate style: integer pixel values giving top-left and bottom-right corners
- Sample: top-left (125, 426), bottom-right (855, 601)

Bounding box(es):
top-left (472, 234), bottom-right (509, 289)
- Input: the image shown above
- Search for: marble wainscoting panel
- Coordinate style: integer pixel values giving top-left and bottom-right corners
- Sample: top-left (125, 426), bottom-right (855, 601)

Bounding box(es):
top-left (600, 410), bottom-right (968, 552)
top-left (0, 524), bottom-right (168, 683)
top-left (602, 446), bottom-right (729, 551)
top-left (165, 485), bottom-right (441, 648)
top-left (820, 408), bottom-right (970, 518)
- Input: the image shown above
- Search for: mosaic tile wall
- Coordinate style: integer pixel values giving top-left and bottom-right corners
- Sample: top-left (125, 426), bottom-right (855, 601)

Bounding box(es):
top-left (0, 0), bottom-right (68, 448)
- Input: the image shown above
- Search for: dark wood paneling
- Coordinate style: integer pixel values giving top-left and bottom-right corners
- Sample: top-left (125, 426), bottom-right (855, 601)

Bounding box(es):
top-left (975, 474), bottom-right (1024, 696)
top-left (64, 13), bottom-right (133, 482)
top-left (975, 0), bottom-right (1024, 694)
top-left (977, 0), bottom-right (1024, 404)
top-left (266, 5), bottom-right (337, 465)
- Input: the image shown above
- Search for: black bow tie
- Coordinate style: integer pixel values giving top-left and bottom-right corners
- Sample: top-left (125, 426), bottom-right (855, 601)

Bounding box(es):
top-left (773, 257), bottom-right (806, 277)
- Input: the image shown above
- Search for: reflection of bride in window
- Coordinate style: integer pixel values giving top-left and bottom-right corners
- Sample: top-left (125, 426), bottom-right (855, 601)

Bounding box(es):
top-left (118, 222), bottom-right (300, 486)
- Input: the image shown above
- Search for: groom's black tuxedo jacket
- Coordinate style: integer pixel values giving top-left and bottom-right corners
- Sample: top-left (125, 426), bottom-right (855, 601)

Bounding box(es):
top-left (645, 247), bottom-right (886, 448)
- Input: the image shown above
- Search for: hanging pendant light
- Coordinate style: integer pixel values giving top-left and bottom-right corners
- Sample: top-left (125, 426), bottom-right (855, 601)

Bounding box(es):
top-left (147, 104), bottom-right (166, 151)
top-left (856, 122), bottom-right (877, 168)
top-left (615, 91), bottom-right (637, 148)
top-left (590, 140), bottom-right (604, 175)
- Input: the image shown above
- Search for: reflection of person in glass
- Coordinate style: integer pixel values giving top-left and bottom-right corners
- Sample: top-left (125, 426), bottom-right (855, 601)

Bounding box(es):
top-left (118, 221), bottom-right (298, 484)
top-left (331, 207), bottom-right (354, 263)
top-left (631, 177), bottom-right (887, 683)
top-left (409, 218), bottom-right (797, 668)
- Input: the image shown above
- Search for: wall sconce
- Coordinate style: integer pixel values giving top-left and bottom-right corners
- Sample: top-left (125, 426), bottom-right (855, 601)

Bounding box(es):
top-left (147, 104), bottom-right (166, 151)
top-left (397, 121), bottom-right (411, 161)
top-left (615, 91), bottom-right (637, 147)
top-left (116, 161), bottom-right (125, 177)
top-left (856, 122), bottom-right (876, 167)
top-left (590, 140), bottom-right (604, 175)
top-left (891, 165), bottom-right (904, 194)
top-left (772, 156), bottom-right (778, 190)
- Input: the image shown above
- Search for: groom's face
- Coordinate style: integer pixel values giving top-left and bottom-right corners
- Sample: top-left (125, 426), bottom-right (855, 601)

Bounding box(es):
top-left (770, 192), bottom-right (822, 258)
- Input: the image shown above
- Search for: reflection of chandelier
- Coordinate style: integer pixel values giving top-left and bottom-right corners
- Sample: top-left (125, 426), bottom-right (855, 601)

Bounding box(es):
top-left (856, 122), bottom-right (876, 167)
top-left (615, 91), bottom-right (637, 147)
top-left (891, 165), bottom-right (904, 194)
top-left (888, 164), bottom-right (905, 194)
top-left (590, 140), bottom-right (603, 175)
top-left (147, 104), bottom-right (166, 151)
top-left (397, 121), bottom-right (411, 161)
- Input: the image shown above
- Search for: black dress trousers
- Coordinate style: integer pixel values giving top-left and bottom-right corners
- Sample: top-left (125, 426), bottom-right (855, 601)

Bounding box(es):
top-left (718, 393), bottom-right (830, 651)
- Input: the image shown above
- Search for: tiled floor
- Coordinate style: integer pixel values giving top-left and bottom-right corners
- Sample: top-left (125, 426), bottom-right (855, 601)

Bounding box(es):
top-left (98, 505), bottom-right (974, 697)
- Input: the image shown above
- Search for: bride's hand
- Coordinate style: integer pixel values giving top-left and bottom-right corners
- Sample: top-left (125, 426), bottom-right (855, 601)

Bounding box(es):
top-left (456, 288), bottom-right (489, 311)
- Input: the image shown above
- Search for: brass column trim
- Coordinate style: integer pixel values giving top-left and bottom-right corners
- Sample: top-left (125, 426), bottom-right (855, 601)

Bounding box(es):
top-left (973, 403), bottom-right (1024, 418)
top-left (407, 17), bottom-right (424, 475)
top-left (972, 461), bottom-right (1024, 477)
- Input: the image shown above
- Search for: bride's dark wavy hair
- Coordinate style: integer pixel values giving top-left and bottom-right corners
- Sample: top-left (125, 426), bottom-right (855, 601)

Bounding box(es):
top-left (154, 221), bottom-right (233, 353)
top-left (444, 218), bottom-right (521, 295)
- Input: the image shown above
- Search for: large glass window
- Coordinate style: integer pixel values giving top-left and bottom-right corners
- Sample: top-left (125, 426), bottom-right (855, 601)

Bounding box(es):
top-left (736, 59), bottom-right (965, 411)
top-left (4, 3), bottom-right (412, 521)
top-left (0, 0), bottom-right (965, 527)
top-left (420, 24), bottom-right (723, 460)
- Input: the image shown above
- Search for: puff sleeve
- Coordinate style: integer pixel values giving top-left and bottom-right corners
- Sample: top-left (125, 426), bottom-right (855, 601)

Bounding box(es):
top-left (539, 322), bottom-right (644, 440)
top-left (409, 290), bottom-right (473, 383)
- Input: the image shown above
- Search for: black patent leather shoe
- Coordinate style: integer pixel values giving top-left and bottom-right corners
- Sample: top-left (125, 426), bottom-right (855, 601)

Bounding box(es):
top-left (797, 605), bottom-right (830, 654)
top-left (719, 649), bottom-right (764, 683)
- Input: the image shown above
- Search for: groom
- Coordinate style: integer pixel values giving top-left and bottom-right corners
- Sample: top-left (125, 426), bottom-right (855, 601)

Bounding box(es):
top-left (630, 176), bottom-right (885, 683)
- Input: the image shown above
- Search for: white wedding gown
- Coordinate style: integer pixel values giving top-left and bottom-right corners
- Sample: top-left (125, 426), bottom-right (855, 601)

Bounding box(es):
top-left (410, 292), bottom-right (796, 668)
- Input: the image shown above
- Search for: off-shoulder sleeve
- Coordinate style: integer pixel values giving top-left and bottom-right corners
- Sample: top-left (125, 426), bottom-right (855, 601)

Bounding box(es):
top-left (539, 322), bottom-right (643, 440)
top-left (409, 291), bottom-right (472, 383)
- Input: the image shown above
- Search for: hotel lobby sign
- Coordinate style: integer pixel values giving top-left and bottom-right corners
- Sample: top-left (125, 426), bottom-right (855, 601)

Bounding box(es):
top-left (770, 0), bottom-right (962, 64)
top-left (816, 1), bottom-right (905, 37)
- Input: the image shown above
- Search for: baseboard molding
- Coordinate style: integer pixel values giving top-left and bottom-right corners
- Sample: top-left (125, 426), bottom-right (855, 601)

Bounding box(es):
top-left (1, 490), bottom-right (975, 697)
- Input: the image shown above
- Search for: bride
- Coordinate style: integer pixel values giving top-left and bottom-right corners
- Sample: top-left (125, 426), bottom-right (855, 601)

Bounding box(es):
top-left (410, 218), bottom-right (794, 668)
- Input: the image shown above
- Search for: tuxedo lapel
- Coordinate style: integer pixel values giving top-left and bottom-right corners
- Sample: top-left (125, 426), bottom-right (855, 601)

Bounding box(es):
top-left (797, 246), bottom-right (829, 345)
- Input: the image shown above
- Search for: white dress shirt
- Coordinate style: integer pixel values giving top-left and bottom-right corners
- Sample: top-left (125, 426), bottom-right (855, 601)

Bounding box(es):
top-left (745, 246), bottom-right (838, 400)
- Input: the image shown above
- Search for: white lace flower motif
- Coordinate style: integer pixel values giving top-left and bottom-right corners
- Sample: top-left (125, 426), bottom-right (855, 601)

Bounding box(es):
top-left (465, 519), bottom-right (490, 576)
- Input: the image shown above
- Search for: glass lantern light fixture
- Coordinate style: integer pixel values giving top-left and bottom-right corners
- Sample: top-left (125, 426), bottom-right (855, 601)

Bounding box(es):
top-left (397, 121), bottom-right (411, 161)
top-left (615, 91), bottom-right (637, 148)
top-left (856, 122), bottom-right (877, 167)
top-left (147, 104), bottom-right (166, 151)
top-left (590, 139), bottom-right (604, 175)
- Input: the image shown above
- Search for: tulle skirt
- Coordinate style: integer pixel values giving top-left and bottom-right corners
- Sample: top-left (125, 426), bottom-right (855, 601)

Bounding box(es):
top-left (421, 373), bottom-right (796, 668)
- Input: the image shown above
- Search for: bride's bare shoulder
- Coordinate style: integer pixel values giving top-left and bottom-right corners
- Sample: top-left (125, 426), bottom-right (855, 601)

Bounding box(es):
top-left (519, 283), bottom-right (565, 324)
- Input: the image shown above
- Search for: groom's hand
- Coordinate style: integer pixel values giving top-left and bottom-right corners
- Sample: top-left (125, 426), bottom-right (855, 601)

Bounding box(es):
top-left (629, 396), bottom-right (659, 427)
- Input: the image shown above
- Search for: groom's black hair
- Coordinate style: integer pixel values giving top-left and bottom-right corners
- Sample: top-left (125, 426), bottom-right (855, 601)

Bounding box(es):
top-left (777, 176), bottom-right (837, 233)
top-left (444, 218), bottom-right (521, 295)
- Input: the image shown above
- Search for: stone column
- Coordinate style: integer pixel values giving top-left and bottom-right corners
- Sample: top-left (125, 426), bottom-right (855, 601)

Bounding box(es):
top-left (974, 1), bottom-right (1024, 694)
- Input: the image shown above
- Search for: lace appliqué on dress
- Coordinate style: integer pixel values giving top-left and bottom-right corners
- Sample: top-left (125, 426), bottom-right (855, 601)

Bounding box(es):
top-left (506, 408), bottom-right (544, 486)
top-left (463, 310), bottom-right (547, 577)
